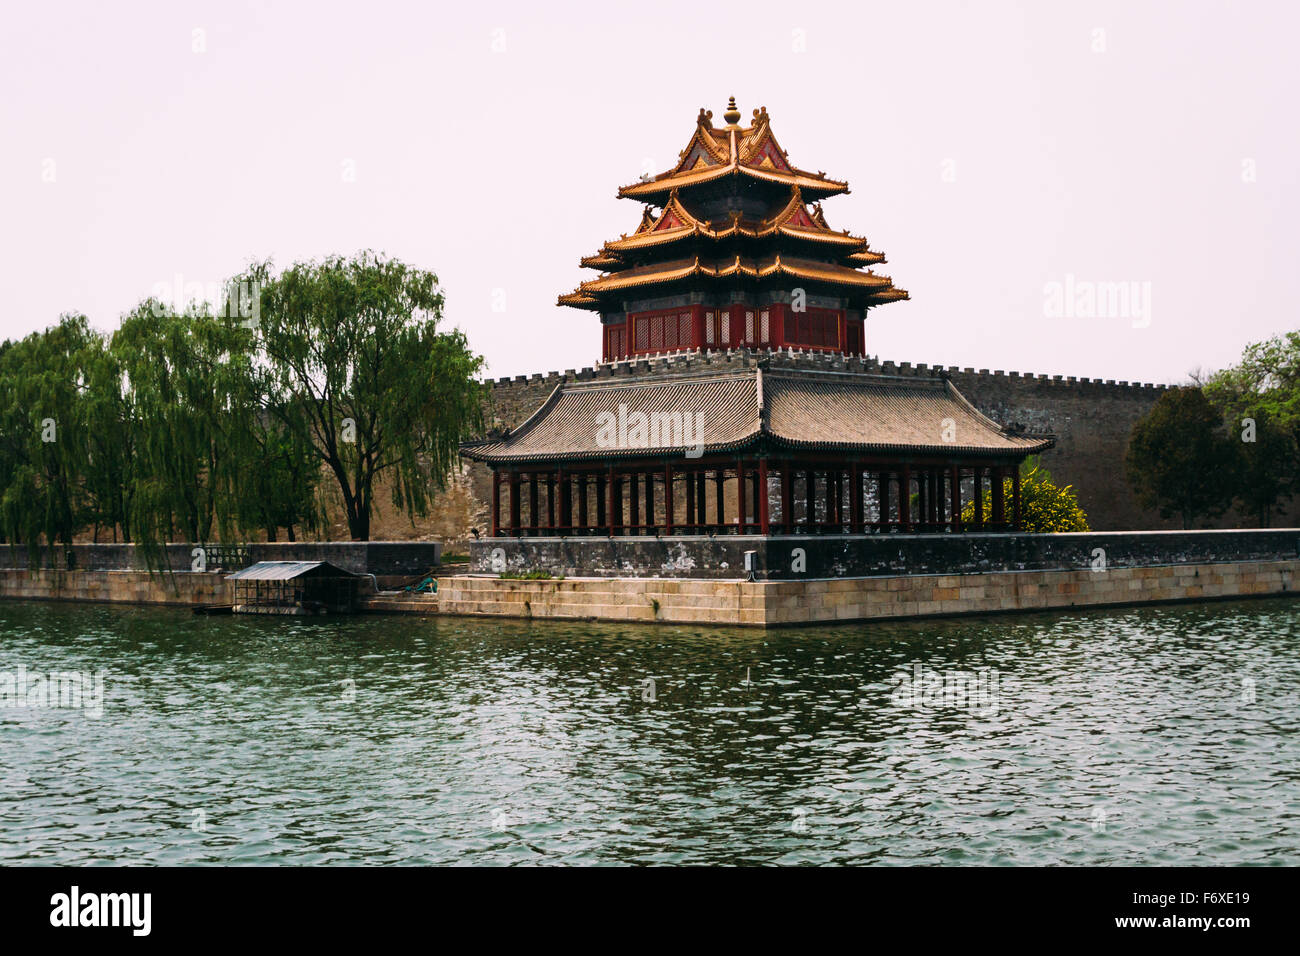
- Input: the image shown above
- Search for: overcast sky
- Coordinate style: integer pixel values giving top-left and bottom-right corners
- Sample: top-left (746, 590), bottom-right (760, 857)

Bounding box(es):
top-left (2, 0), bottom-right (1296, 384)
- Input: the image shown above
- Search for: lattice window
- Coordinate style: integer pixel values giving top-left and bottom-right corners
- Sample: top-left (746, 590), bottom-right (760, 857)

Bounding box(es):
top-left (664, 314), bottom-right (677, 349)
top-left (650, 315), bottom-right (664, 351)
top-left (679, 312), bottom-right (691, 348)
top-left (847, 321), bottom-right (862, 355)
top-left (760, 309), bottom-right (770, 344)
top-left (786, 309), bottom-right (842, 349)
top-left (745, 310), bottom-right (755, 344)
top-left (705, 311), bottom-right (715, 345)
top-left (721, 312), bottom-right (730, 344)
top-left (635, 317), bottom-right (649, 351)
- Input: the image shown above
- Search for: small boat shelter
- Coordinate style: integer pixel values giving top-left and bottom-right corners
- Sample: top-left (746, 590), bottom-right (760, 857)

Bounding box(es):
top-left (227, 561), bottom-right (362, 615)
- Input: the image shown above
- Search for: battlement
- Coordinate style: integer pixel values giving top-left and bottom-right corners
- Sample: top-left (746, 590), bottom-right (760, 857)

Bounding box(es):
top-left (486, 347), bottom-right (1170, 393)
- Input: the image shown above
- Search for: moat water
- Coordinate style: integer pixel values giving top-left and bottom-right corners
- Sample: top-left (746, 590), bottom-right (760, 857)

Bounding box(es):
top-left (1, 598), bottom-right (1297, 865)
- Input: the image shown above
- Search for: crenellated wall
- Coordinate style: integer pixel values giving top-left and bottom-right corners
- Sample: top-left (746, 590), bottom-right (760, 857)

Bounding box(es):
top-left (469, 347), bottom-right (1228, 531)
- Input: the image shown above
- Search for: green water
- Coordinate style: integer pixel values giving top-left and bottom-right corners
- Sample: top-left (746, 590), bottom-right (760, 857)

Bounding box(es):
top-left (1, 597), bottom-right (1297, 865)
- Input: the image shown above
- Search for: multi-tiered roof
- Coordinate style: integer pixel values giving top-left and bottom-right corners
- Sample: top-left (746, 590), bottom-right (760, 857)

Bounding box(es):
top-left (558, 98), bottom-right (909, 313)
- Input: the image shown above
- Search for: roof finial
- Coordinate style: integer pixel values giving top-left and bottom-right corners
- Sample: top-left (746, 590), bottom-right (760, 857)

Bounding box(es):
top-left (723, 96), bottom-right (741, 127)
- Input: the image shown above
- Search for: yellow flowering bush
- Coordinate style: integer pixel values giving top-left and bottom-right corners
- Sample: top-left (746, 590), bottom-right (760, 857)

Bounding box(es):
top-left (960, 457), bottom-right (1090, 533)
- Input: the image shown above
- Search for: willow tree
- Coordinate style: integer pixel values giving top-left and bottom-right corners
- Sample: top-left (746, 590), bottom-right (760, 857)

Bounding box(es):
top-left (239, 252), bottom-right (484, 540)
top-left (81, 334), bottom-right (139, 541)
top-left (112, 300), bottom-right (254, 547)
top-left (0, 315), bottom-right (97, 556)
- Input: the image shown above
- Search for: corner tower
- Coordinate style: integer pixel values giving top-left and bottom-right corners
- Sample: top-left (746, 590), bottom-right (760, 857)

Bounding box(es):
top-left (559, 97), bottom-right (909, 362)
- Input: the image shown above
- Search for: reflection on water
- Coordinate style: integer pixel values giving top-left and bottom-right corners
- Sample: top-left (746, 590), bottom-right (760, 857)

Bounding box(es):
top-left (1, 597), bottom-right (1298, 865)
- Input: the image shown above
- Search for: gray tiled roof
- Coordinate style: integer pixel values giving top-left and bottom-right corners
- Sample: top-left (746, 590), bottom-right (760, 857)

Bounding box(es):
top-left (461, 366), bottom-right (1052, 463)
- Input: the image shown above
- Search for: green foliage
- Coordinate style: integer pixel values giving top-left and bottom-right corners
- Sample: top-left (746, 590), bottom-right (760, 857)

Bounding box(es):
top-left (0, 315), bottom-right (98, 555)
top-left (1126, 387), bottom-right (1239, 528)
top-left (1204, 331), bottom-right (1300, 428)
top-left (239, 251), bottom-right (484, 540)
top-left (960, 457), bottom-right (1090, 533)
top-left (0, 251), bottom-right (484, 556)
top-left (1201, 336), bottom-right (1300, 527)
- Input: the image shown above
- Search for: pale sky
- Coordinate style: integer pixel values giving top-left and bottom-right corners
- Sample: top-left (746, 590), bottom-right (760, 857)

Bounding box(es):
top-left (2, 0), bottom-right (1296, 384)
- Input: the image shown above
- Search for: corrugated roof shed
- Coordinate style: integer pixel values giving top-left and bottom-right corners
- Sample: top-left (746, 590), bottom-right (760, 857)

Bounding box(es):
top-left (226, 561), bottom-right (359, 581)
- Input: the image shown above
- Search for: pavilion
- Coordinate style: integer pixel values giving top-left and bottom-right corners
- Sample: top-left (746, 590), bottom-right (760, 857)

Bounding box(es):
top-left (462, 99), bottom-right (1053, 539)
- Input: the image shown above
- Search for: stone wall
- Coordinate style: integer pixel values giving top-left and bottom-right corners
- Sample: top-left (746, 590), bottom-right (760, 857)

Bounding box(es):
top-left (438, 558), bottom-right (1300, 627)
top-left (469, 528), bottom-right (1300, 579)
top-left (470, 348), bottom-right (1300, 532)
top-left (0, 569), bottom-right (229, 606)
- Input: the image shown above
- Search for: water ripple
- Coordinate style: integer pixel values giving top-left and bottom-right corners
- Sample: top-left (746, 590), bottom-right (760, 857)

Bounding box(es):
top-left (0, 598), bottom-right (1298, 864)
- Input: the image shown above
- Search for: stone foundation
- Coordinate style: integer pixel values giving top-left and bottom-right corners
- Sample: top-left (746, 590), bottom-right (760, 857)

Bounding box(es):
top-left (471, 529), bottom-right (1300, 579)
top-left (438, 559), bottom-right (1300, 627)
top-left (0, 569), bottom-right (230, 606)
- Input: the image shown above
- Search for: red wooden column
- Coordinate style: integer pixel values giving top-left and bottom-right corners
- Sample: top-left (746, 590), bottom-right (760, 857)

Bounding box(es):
top-left (758, 459), bottom-right (770, 534)
top-left (595, 473), bottom-right (606, 530)
top-left (528, 474), bottom-right (539, 535)
top-left (685, 467), bottom-right (695, 528)
top-left (628, 472), bottom-right (640, 532)
top-left (933, 469), bottom-right (943, 525)
top-left (949, 465), bottom-right (961, 532)
top-left (736, 459), bottom-right (747, 532)
top-left (702, 468), bottom-right (712, 528)
top-left (577, 474), bottom-right (588, 530)
top-left (991, 465), bottom-right (1005, 528)
top-left (544, 474), bottom-right (555, 532)
top-left (664, 464), bottom-right (674, 534)
top-left (643, 470), bottom-right (654, 530)
top-left (555, 468), bottom-right (566, 533)
top-left (491, 471), bottom-right (501, 537)
top-left (715, 468), bottom-right (725, 530)
top-left (806, 469), bottom-right (816, 530)
top-left (1012, 465), bottom-right (1022, 531)
top-left (878, 471), bottom-right (890, 530)
top-left (781, 461), bottom-right (794, 533)
top-left (900, 464), bottom-right (912, 532)
top-left (973, 467), bottom-right (984, 530)
top-left (850, 462), bottom-right (864, 533)
top-left (509, 472), bottom-right (521, 535)
top-left (607, 466), bottom-right (618, 536)
top-left (832, 468), bottom-right (840, 526)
